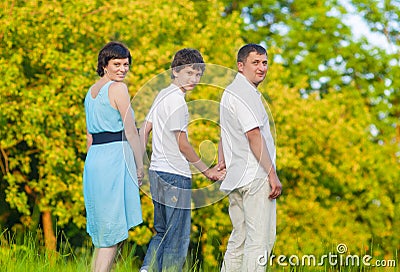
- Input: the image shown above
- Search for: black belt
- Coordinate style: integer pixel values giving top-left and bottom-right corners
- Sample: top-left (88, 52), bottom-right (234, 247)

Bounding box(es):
top-left (92, 131), bottom-right (126, 145)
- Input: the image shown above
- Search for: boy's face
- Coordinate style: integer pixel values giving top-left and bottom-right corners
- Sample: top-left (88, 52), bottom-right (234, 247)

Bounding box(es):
top-left (238, 51), bottom-right (268, 87)
top-left (172, 65), bottom-right (203, 92)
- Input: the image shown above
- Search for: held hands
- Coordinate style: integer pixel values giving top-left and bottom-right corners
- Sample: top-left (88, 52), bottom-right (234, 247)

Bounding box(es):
top-left (204, 164), bottom-right (226, 181)
top-left (137, 167), bottom-right (144, 186)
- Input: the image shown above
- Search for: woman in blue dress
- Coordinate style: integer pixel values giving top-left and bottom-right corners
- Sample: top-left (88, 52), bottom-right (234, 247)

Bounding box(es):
top-left (83, 41), bottom-right (144, 272)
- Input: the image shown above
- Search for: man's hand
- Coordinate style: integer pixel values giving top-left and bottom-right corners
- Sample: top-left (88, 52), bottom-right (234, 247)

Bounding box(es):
top-left (217, 160), bottom-right (226, 171)
top-left (268, 171), bottom-right (282, 199)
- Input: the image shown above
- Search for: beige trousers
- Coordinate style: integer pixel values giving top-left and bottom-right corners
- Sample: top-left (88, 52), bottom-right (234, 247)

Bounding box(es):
top-left (221, 178), bottom-right (276, 272)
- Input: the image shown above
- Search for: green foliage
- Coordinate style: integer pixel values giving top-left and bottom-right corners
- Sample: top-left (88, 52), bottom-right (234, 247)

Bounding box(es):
top-left (0, 0), bottom-right (243, 263)
top-left (266, 61), bottom-right (399, 259)
top-left (221, 0), bottom-right (399, 145)
top-left (1, 0), bottom-right (399, 268)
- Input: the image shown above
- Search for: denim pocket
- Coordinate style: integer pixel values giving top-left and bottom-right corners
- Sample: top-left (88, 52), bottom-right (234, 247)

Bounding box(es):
top-left (150, 171), bottom-right (192, 209)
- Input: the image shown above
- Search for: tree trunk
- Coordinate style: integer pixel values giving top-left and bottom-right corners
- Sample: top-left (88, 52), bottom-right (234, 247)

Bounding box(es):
top-left (42, 210), bottom-right (56, 251)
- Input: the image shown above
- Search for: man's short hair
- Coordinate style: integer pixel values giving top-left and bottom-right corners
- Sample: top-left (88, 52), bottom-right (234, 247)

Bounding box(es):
top-left (171, 48), bottom-right (205, 79)
top-left (237, 44), bottom-right (267, 63)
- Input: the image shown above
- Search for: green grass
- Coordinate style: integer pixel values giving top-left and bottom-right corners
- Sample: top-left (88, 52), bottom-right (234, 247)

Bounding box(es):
top-left (0, 229), bottom-right (397, 272)
top-left (0, 229), bottom-right (90, 272)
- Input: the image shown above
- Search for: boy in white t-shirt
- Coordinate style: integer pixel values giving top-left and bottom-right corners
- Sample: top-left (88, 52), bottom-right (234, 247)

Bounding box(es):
top-left (139, 48), bottom-right (225, 272)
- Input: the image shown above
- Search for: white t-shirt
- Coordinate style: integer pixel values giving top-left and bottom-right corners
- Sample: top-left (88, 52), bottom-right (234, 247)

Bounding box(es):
top-left (220, 73), bottom-right (276, 191)
top-left (146, 84), bottom-right (191, 178)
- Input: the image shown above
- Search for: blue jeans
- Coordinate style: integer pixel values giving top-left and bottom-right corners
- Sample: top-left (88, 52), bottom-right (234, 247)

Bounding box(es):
top-left (141, 170), bottom-right (192, 272)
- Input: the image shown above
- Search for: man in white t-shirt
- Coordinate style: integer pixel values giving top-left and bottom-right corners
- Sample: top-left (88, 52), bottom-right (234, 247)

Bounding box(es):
top-left (218, 44), bottom-right (282, 271)
top-left (139, 48), bottom-right (224, 272)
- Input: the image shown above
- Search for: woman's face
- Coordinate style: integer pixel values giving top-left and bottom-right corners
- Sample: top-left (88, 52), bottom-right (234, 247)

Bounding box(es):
top-left (104, 58), bottom-right (130, 81)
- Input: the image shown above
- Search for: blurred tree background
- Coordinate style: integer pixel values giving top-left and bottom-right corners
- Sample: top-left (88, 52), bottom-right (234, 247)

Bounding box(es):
top-left (0, 0), bottom-right (398, 268)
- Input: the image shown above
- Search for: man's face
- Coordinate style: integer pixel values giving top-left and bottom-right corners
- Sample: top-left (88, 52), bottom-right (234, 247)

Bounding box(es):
top-left (238, 52), bottom-right (268, 87)
top-left (172, 65), bottom-right (203, 92)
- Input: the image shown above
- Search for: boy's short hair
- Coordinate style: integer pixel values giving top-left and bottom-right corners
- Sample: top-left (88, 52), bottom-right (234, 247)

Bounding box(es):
top-left (171, 48), bottom-right (205, 79)
top-left (237, 43), bottom-right (267, 64)
top-left (97, 41), bottom-right (131, 77)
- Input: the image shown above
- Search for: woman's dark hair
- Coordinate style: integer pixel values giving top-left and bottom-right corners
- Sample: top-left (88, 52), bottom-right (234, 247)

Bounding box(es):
top-left (96, 41), bottom-right (132, 77)
top-left (237, 43), bottom-right (267, 63)
top-left (171, 48), bottom-right (205, 79)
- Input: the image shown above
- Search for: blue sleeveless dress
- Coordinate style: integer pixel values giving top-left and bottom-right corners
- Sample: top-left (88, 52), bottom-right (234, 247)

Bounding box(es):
top-left (83, 81), bottom-right (142, 248)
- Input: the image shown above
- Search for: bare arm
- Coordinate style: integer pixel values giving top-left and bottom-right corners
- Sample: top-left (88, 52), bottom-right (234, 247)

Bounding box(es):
top-left (246, 127), bottom-right (282, 199)
top-left (139, 120), bottom-right (152, 157)
top-left (175, 131), bottom-right (224, 181)
top-left (110, 82), bottom-right (144, 182)
top-left (217, 139), bottom-right (226, 171)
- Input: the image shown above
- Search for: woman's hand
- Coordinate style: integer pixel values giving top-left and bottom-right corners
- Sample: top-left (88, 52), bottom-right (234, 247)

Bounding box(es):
top-left (137, 167), bottom-right (144, 186)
